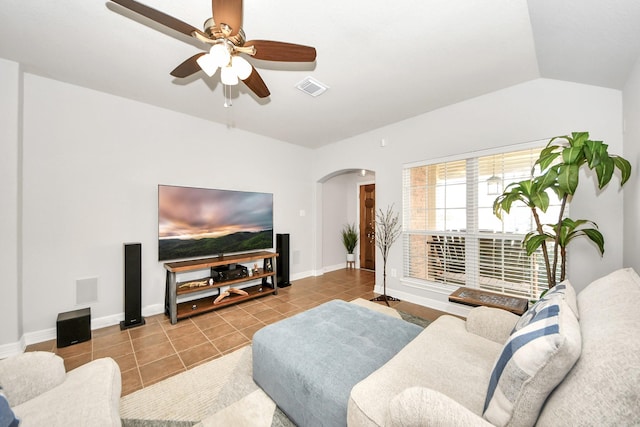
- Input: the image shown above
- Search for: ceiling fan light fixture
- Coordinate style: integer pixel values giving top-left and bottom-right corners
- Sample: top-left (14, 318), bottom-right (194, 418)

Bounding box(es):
top-left (221, 65), bottom-right (239, 85)
top-left (196, 53), bottom-right (220, 77)
top-left (232, 56), bottom-right (252, 80)
top-left (210, 43), bottom-right (231, 67)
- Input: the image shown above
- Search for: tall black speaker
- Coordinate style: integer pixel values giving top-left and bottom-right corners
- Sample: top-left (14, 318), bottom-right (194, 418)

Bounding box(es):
top-left (121, 242), bottom-right (145, 330)
top-left (276, 233), bottom-right (291, 287)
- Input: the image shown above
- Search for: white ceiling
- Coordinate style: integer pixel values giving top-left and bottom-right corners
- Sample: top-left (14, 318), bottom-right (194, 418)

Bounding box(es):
top-left (2, 0), bottom-right (640, 148)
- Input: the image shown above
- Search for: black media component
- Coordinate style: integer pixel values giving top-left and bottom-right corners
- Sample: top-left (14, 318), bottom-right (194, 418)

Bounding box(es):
top-left (57, 307), bottom-right (91, 348)
top-left (121, 242), bottom-right (146, 330)
top-left (211, 264), bottom-right (249, 282)
top-left (276, 233), bottom-right (291, 287)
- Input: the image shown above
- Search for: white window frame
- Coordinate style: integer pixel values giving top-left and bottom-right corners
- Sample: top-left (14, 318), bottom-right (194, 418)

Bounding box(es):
top-left (402, 141), bottom-right (564, 300)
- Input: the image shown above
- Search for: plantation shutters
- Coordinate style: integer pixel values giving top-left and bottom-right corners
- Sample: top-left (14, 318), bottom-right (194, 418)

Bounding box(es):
top-left (402, 146), bottom-right (563, 299)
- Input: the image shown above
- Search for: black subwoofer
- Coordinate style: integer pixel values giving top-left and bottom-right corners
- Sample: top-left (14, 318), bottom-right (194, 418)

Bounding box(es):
top-left (121, 242), bottom-right (145, 330)
top-left (57, 307), bottom-right (91, 348)
top-left (276, 233), bottom-right (291, 287)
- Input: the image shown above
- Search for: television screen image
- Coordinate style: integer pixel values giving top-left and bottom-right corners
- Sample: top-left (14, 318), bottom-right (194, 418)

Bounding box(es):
top-left (158, 185), bottom-right (273, 261)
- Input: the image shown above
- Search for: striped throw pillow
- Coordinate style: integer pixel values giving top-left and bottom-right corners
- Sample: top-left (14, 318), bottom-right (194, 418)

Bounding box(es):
top-left (0, 386), bottom-right (19, 427)
top-left (539, 280), bottom-right (579, 318)
top-left (483, 295), bottom-right (581, 427)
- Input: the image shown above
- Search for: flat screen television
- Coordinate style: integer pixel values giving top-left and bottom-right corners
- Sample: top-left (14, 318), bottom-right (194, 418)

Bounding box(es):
top-left (158, 185), bottom-right (273, 261)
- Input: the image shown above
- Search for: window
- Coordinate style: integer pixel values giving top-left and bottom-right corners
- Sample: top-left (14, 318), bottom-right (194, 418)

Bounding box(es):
top-left (402, 146), bottom-right (563, 299)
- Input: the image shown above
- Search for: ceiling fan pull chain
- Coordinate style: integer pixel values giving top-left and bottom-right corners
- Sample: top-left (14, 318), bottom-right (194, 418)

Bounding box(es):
top-left (223, 84), bottom-right (233, 108)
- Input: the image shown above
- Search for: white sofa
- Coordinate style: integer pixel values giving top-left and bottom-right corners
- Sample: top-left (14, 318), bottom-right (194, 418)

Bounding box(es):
top-left (0, 351), bottom-right (122, 426)
top-left (348, 268), bottom-right (640, 426)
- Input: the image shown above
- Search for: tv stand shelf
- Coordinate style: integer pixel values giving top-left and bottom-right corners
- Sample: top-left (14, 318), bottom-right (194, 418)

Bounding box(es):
top-left (164, 251), bottom-right (278, 324)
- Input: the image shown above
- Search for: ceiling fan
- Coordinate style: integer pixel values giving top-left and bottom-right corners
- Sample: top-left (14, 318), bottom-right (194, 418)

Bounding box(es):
top-left (109, 0), bottom-right (317, 99)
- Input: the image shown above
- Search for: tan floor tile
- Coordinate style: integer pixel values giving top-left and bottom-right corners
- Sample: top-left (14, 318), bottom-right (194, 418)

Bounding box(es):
top-left (252, 308), bottom-right (281, 323)
top-left (201, 322), bottom-right (236, 340)
top-left (163, 321), bottom-right (201, 340)
top-left (25, 340), bottom-right (55, 352)
top-left (121, 368), bottom-right (143, 396)
top-left (218, 312), bottom-right (261, 330)
top-left (139, 355), bottom-right (185, 386)
top-left (128, 322), bottom-right (164, 340)
top-left (55, 339), bottom-right (92, 358)
top-left (25, 269), bottom-right (449, 398)
top-left (191, 313), bottom-right (227, 330)
top-left (91, 324), bottom-right (123, 339)
top-left (112, 353), bottom-right (138, 373)
top-left (93, 331), bottom-right (131, 351)
top-left (93, 339), bottom-right (134, 360)
top-left (179, 342), bottom-right (220, 368)
top-left (170, 330), bottom-right (210, 352)
top-left (239, 323), bottom-right (265, 340)
top-left (212, 331), bottom-right (249, 353)
top-left (63, 352), bottom-right (92, 372)
top-left (135, 340), bottom-right (176, 366)
top-left (131, 331), bottom-right (169, 352)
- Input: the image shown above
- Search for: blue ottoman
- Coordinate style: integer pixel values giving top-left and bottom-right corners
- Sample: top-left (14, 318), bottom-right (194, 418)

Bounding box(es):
top-left (252, 300), bottom-right (422, 426)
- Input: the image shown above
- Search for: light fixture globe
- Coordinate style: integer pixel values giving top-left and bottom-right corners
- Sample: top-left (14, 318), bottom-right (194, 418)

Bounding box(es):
top-left (221, 65), bottom-right (239, 85)
top-left (196, 53), bottom-right (219, 77)
top-left (231, 56), bottom-right (252, 80)
top-left (209, 43), bottom-right (231, 68)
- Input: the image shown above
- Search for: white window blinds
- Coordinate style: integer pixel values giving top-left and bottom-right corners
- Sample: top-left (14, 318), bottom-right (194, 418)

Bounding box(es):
top-left (402, 146), bottom-right (563, 299)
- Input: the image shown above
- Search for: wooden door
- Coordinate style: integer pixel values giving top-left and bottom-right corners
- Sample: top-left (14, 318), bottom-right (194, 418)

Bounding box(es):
top-left (359, 184), bottom-right (376, 270)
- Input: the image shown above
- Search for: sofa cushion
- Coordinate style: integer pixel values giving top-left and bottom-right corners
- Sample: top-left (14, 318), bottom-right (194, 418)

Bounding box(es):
top-left (536, 268), bottom-right (640, 426)
top-left (483, 295), bottom-right (581, 427)
top-left (12, 357), bottom-right (121, 427)
top-left (0, 351), bottom-right (66, 407)
top-left (386, 387), bottom-right (494, 427)
top-left (349, 315), bottom-right (503, 426)
top-left (0, 387), bottom-right (19, 427)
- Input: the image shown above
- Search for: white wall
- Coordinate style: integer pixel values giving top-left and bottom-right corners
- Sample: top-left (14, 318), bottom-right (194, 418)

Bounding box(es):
top-left (3, 69), bottom-right (634, 351)
top-left (0, 59), bottom-right (22, 349)
top-left (3, 70), bottom-right (315, 348)
top-left (314, 78), bottom-right (625, 309)
top-left (623, 57), bottom-right (640, 274)
top-left (322, 174), bottom-right (353, 269)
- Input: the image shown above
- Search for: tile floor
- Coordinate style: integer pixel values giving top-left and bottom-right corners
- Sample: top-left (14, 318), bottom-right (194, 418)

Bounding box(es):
top-left (26, 268), bottom-right (448, 396)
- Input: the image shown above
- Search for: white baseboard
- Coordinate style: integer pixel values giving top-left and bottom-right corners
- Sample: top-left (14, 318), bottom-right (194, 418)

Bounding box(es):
top-left (0, 337), bottom-right (25, 359)
top-left (3, 304), bottom-right (169, 358)
top-left (5, 271), bottom-right (468, 358)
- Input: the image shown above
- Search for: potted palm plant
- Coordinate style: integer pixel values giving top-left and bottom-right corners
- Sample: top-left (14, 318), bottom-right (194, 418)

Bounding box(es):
top-left (493, 132), bottom-right (631, 289)
top-left (341, 223), bottom-right (359, 263)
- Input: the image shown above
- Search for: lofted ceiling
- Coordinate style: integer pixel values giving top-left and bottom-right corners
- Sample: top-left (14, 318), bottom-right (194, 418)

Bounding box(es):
top-left (1, 0), bottom-right (640, 148)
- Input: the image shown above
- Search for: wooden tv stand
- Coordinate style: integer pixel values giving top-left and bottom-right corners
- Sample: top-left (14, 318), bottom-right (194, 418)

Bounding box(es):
top-left (164, 251), bottom-right (278, 324)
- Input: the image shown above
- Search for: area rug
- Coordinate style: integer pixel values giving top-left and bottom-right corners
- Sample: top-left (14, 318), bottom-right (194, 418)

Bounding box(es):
top-left (120, 299), bottom-right (430, 426)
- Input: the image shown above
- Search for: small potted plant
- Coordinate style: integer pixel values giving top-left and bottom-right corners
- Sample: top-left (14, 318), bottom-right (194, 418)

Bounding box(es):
top-left (341, 223), bottom-right (359, 263)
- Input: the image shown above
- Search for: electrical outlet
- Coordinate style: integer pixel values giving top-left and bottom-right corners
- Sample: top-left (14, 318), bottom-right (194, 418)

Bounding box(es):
top-left (390, 268), bottom-right (397, 277)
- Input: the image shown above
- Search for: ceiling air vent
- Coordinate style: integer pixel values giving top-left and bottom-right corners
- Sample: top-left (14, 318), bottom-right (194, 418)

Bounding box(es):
top-left (296, 77), bottom-right (329, 97)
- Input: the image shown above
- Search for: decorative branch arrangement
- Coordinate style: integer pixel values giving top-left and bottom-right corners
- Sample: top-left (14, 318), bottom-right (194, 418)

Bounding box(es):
top-left (373, 204), bottom-right (402, 306)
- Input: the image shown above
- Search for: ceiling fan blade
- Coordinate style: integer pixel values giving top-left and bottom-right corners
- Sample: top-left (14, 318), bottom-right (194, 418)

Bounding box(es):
top-left (245, 40), bottom-right (316, 62)
top-left (242, 67), bottom-right (270, 98)
top-left (110, 0), bottom-right (207, 38)
top-left (170, 53), bottom-right (205, 78)
top-left (212, 0), bottom-right (243, 37)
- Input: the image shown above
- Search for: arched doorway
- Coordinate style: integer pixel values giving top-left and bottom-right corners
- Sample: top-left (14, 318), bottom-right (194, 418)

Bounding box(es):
top-left (316, 169), bottom-right (375, 272)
